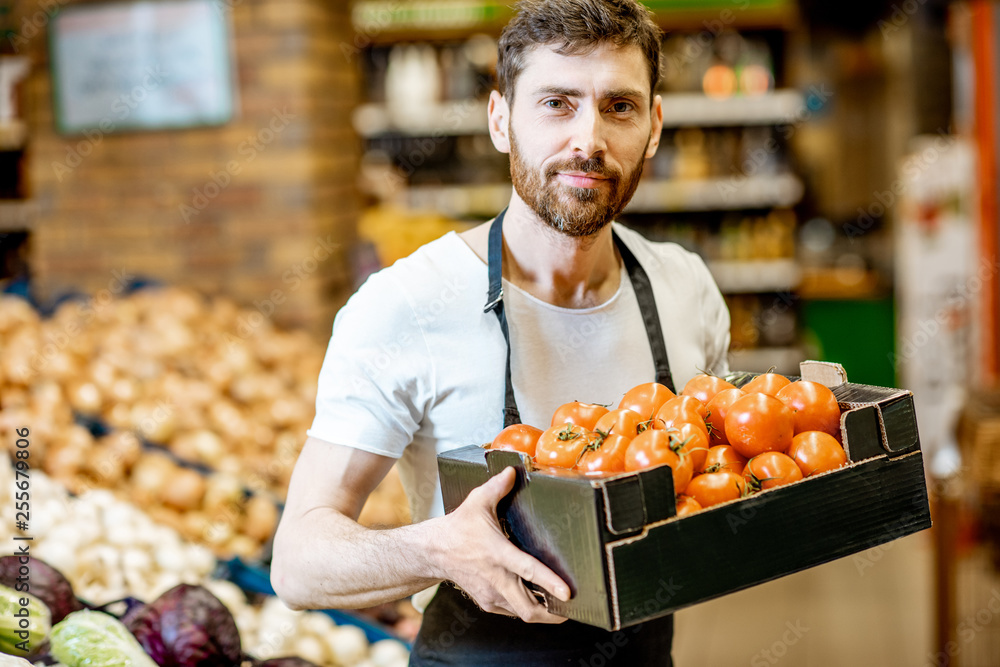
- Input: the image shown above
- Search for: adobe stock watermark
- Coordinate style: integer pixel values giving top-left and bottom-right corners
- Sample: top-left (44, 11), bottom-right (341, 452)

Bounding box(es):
top-left (926, 588), bottom-right (1000, 666)
top-left (878, 0), bottom-right (931, 39)
top-left (226, 234), bottom-right (337, 344)
top-left (662, 0), bottom-right (757, 73)
top-left (844, 130), bottom-right (955, 240)
top-left (342, 0), bottom-right (406, 63)
top-left (750, 619), bottom-right (809, 666)
top-left (887, 257), bottom-right (1000, 369)
top-left (51, 66), bottom-right (168, 181)
top-left (717, 84), bottom-right (833, 199)
top-left (7, 0), bottom-right (71, 53)
top-left (179, 107), bottom-right (296, 223)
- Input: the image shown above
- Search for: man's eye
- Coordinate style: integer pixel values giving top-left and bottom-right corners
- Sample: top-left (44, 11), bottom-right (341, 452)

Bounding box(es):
top-left (545, 99), bottom-right (564, 109)
top-left (611, 101), bottom-right (633, 113)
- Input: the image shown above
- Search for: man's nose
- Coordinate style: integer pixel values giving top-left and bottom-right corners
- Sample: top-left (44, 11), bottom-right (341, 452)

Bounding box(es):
top-left (570, 106), bottom-right (608, 158)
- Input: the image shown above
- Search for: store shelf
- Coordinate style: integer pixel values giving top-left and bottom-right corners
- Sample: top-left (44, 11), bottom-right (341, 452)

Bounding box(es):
top-left (400, 182), bottom-right (511, 218)
top-left (0, 201), bottom-right (34, 231)
top-left (730, 346), bottom-right (805, 375)
top-left (353, 99), bottom-right (488, 138)
top-left (625, 173), bottom-right (804, 212)
top-left (660, 90), bottom-right (804, 127)
top-left (708, 258), bottom-right (801, 294)
top-left (0, 120), bottom-right (26, 151)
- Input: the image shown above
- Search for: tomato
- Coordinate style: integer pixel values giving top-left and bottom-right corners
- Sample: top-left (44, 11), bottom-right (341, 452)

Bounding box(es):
top-left (490, 424), bottom-right (543, 458)
top-left (704, 387), bottom-right (745, 446)
top-left (682, 374), bottom-right (737, 404)
top-left (743, 451), bottom-right (803, 491)
top-left (619, 382), bottom-right (675, 421)
top-left (724, 392), bottom-right (794, 458)
top-left (702, 444), bottom-right (748, 476)
top-left (686, 471), bottom-right (747, 508)
top-left (788, 430), bottom-right (848, 477)
top-left (624, 428), bottom-right (693, 494)
top-left (775, 380), bottom-right (842, 437)
top-left (654, 395), bottom-right (708, 430)
top-left (663, 422), bottom-right (709, 474)
top-left (675, 495), bottom-right (702, 517)
top-left (576, 432), bottom-right (631, 474)
top-left (593, 408), bottom-right (643, 440)
top-left (551, 401), bottom-right (610, 431)
top-left (535, 423), bottom-right (590, 469)
top-left (741, 371), bottom-right (791, 397)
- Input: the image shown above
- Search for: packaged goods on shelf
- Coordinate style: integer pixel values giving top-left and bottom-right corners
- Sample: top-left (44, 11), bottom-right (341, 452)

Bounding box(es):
top-left (438, 361), bottom-right (931, 630)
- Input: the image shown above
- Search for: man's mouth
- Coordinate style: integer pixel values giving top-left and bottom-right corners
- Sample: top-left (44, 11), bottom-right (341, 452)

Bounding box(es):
top-left (555, 172), bottom-right (611, 189)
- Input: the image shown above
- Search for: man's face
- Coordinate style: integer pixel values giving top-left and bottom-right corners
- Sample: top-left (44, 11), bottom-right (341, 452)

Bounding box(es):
top-left (493, 42), bottom-right (662, 237)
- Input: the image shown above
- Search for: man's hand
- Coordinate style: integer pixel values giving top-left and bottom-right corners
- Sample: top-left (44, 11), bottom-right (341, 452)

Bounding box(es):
top-left (431, 466), bottom-right (571, 624)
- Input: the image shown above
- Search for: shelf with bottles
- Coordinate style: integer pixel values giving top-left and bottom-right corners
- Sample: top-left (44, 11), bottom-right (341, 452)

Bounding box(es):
top-left (729, 346), bottom-right (805, 376)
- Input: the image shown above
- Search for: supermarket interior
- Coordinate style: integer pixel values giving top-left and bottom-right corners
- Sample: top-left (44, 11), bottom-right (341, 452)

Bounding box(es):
top-left (2, 0), bottom-right (1000, 665)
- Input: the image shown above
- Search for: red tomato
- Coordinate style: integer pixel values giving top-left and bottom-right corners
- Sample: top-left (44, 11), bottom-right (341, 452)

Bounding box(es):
top-left (686, 471), bottom-right (747, 508)
top-left (576, 432), bottom-right (631, 474)
top-left (664, 422), bottom-right (710, 474)
top-left (675, 495), bottom-right (702, 517)
top-left (535, 423), bottom-right (590, 469)
top-left (741, 371), bottom-right (791, 397)
top-left (702, 444), bottom-right (748, 476)
top-left (551, 401), bottom-right (610, 431)
top-left (788, 430), bottom-right (848, 477)
top-left (654, 395), bottom-right (708, 430)
top-left (682, 374), bottom-right (737, 404)
top-left (593, 408), bottom-right (643, 440)
top-left (775, 380), bottom-right (842, 437)
top-left (624, 428), bottom-right (693, 494)
top-left (704, 387), bottom-right (745, 446)
top-left (744, 451), bottom-right (803, 491)
top-left (724, 392), bottom-right (794, 458)
top-left (490, 424), bottom-right (543, 458)
top-left (619, 382), bottom-right (675, 421)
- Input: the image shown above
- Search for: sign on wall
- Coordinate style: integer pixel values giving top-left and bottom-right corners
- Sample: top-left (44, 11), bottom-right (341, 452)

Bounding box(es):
top-left (50, 0), bottom-right (236, 135)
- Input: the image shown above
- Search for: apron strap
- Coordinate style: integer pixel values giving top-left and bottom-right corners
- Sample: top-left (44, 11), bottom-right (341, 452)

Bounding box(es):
top-left (484, 210), bottom-right (674, 429)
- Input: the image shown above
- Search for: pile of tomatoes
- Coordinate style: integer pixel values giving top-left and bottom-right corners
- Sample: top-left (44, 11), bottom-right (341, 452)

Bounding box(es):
top-left (488, 371), bottom-right (848, 516)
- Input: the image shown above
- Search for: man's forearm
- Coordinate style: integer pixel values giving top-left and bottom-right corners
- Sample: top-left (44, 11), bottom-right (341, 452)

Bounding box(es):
top-left (271, 506), bottom-right (444, 611)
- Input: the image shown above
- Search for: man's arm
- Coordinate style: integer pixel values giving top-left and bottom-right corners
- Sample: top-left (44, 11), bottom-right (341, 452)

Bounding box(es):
top-left (270, 436), bottom-right (570, 622)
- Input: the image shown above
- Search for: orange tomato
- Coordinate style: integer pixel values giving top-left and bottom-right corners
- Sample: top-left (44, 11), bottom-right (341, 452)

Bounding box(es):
top-left (550, 401), bottom-right (610, 431)
top-left (686, 471), bottom-right (747, 508)
top-left (704, 387), bottom-right (745, 446)
top-left (490, 424), bottom-right (543, 458)
top-left (775, 380), bottom-right (842, 437)
top-left (743, 451), bottom-right (803, 491)
top-left (593, 408), bottom-right (643, 440)
top-left (619, 382), bottom-right (675, 421)
top-left (682, 374), bottom-right (737, 404)
top-left (576, 432), bottom-right (631, 474)
top-left (535, 423), bottom-right (590, 469)
top-left (788, 430), bottom-right (848, 477)
top-left (741, 371), bottom-right (791, 397)
top-left (664, 422), bottom-right (710, 474)
top-left (724, 392), bottom-right (794, 458)
top-left (675, 495), bottom-right (703, 517)
top-left (702, 444), bottom-right (748, 476)
top-left (624, 428), bottom-right (693, 494)
top-left (654, 395), bottom-right (708, 432)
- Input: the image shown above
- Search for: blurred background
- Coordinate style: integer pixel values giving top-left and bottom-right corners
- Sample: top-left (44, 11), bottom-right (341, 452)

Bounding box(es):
top-left (1, 0), bottom-right (1000, 665)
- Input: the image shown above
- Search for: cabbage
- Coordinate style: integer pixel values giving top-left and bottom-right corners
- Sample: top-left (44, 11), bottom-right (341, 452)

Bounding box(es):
top-left (0, 555), bottom-right (83, 623)
top-left (126, 584), bottom-right (242, 666)
top-left (49, 609), bottom-right (156, 667)
top-left (0, 583), bottom-right (49, 657)
top-left (0, 654), bottom-right (33, 666)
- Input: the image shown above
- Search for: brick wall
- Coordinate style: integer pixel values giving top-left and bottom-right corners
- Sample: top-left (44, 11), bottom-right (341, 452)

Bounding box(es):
top-left (13, 0), bottom-right (360, 337)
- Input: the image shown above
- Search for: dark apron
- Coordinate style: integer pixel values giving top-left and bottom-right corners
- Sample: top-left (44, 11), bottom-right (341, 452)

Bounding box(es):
top-left (411, 210), bottom-right (676, 666)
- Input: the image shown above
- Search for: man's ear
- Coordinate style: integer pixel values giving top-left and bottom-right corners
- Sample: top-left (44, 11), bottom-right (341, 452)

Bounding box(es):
top-left (488, 90), bottom-right (511, 154)
top-left (645, 93), bottom-right (664, 159)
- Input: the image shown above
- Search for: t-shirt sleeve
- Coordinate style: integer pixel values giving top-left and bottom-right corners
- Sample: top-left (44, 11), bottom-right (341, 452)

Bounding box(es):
top-left (693, 254), bottom-right (731, 376)
top-left (307, 271), bottom-right (433, 458)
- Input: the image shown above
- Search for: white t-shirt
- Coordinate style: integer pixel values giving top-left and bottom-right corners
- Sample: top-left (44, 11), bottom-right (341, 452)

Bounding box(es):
top-left (308, 223), bottom-right (730, 525)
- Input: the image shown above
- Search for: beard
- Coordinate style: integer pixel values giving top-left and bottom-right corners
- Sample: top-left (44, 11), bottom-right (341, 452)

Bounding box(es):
top-left (508, 128), bottom-right (647, 238)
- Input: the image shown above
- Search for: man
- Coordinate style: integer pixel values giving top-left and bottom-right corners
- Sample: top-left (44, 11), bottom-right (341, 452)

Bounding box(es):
top-left (271, 0), bottom-right (730, 663)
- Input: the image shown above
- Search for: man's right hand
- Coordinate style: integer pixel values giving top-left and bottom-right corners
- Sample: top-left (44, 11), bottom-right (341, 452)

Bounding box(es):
top-left (430, 466), bottom-right (571, 624)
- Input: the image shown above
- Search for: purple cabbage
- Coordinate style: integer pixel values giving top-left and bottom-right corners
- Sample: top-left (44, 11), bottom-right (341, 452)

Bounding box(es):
top-left (0, 555), bottom-right (83, 623)
top-left (126, 584), bottom-right (242, 666)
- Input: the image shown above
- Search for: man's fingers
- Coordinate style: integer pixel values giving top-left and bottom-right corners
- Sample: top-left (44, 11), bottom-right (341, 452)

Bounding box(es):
top-left (471, 466), bottom-right (516, 511)
top-left (507, 548), bottom-right (571, 602)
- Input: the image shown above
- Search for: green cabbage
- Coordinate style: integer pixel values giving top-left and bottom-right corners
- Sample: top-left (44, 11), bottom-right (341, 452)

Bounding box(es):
top-left (50, 610), bottom-right (156, 667)
top-left (0, 583), bottom-right (49, 656)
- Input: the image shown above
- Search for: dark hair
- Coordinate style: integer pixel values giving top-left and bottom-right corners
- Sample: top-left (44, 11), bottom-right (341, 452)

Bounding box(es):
top-left (496, 0), bottom-right (663, 103)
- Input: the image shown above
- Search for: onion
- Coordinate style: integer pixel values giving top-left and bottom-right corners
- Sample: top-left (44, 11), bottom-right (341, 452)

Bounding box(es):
top-left (160, 467), bottom-right (206, 512)
top-left (242, 494), bottom-right (279, 543)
